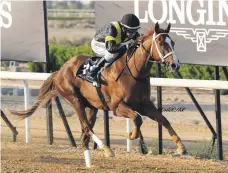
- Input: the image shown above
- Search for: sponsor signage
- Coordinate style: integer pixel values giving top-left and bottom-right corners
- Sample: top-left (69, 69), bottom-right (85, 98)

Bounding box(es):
top-left (1, 1), bottom-right (46, 62)
top-left (95, 0), bottom-right (228, 66)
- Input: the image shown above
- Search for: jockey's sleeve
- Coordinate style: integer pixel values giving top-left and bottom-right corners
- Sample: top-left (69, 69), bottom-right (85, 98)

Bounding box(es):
top-left (106, 41), bottom-right (126, 54)
top-left (105, 24), bottom-right (126, 54)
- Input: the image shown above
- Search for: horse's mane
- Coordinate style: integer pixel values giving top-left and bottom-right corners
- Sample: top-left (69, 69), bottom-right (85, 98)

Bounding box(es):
top-left (138, 25), bottom-right (154, 41)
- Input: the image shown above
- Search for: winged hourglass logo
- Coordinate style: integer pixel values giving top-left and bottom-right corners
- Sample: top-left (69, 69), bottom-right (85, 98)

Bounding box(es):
top-left (170, 28), bottom-right (228, 52)
top-left (134, 0), bottom-right (228, 53)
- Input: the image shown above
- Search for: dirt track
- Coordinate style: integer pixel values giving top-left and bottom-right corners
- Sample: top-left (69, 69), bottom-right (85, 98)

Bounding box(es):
top-left (1, 83), bottom-right (228, 173)
top-left (2, 141), bottom-right (228, 173)
top-left (1, 109), bottom-right (228, 173)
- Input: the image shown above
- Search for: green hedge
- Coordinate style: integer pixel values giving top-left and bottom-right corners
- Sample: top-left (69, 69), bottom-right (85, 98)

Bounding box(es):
top-left (28, 44), bottom-right (227, 81)
top-left (28, 44), bottom-right (94, 72)
top-left (149, 63), bottom-right (226, 81)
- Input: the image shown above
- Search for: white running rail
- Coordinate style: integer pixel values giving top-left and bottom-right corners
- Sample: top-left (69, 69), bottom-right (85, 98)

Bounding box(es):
top-left (1, 71), bottom-right (228, 149)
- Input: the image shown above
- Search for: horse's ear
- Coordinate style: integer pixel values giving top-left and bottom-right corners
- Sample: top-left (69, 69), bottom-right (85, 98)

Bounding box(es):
top-left (150, 24), bottom-right (154, 33)
top-left (165, 23), bottom-right (171, 33)
top-left (155, 22), bottom-right (159, 33)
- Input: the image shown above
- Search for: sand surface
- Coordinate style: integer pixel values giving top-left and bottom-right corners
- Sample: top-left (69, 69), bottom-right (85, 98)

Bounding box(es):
top-left (1, 82), bottom-right (228, 172)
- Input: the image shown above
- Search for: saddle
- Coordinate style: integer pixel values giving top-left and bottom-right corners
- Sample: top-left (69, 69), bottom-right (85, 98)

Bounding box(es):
top-left (76, 43), bottom-right (138, 87)
top-left (76, 56), bottom-right (101, 84)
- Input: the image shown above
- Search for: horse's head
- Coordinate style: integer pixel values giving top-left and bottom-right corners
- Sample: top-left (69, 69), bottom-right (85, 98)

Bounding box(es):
top-left (140, 23), bottom-right (180, 73)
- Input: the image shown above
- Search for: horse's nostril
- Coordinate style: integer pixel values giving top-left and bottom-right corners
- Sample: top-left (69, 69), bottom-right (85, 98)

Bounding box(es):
top-left (171, 63), bottom-right (176, 68)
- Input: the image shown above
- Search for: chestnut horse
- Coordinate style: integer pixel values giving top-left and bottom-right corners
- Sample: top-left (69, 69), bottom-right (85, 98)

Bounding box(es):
top-left (10, 23), bottom-right (186, 157)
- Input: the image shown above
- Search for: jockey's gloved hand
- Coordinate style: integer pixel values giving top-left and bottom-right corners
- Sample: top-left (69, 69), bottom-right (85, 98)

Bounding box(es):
top-left (126, 40), bottom-right (138, 49)
top-left (119, 45), bottom-right (127, 53)
top-left (126, 43), bottom-right (132, 49)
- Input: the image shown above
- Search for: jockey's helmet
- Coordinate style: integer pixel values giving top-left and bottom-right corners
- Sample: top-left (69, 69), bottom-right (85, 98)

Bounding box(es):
top-left (120, 14), bottom-right (140, 38)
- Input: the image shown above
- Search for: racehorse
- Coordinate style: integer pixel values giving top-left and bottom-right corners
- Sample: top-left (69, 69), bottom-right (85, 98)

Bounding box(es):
top-left (10, 22), bottom-right (187, 157)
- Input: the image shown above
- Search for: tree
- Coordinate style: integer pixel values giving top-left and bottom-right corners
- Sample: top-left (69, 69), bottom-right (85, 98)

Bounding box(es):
top-left (85, 1), bottom-right (95, 9)
top-left (28, 62), bottom-right (44, 72)
top-left (68, 1), bottom-right (83, 9)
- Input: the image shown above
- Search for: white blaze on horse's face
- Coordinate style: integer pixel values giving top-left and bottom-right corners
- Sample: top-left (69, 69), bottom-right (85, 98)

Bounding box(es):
top-left (150, 32), bottom-right (180, 72)
top-left (164, 36), bottom-right (180, 72)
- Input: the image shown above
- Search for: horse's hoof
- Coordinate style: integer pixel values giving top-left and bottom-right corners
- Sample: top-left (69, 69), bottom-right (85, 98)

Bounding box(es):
top-left (127, 130), bottom-right (139, 140)
top-left (127, 132), bottom-right (136, 140)
top-left (127, 132), bottom-right (133, 139)
top-left (130, 133), bottom-right (139, 140)
top-left (103, 145), bottom-right (115, 157)
top-left (140, 142), bottom-right (148, 155)
top-left (176, 147), bottom-right (188, 155)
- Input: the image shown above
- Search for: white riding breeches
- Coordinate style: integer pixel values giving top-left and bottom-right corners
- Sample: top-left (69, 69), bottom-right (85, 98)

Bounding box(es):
top-left (91, 39), bottom-right (119, 63)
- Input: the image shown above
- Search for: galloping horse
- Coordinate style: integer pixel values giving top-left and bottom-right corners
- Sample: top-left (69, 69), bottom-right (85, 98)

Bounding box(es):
top-left (10, 23), bottom-right (187, 156)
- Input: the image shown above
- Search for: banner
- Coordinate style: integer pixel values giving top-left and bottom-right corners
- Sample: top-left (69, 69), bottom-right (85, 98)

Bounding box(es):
top-left (95, 0), bottom-right (228, 66)
top-left (1, 1), bottom-right (46, 62)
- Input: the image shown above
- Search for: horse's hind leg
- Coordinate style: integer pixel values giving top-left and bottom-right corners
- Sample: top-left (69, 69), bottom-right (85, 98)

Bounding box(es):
top-left (80, 107), bottom-right (98, 150)
top-left (144, 101), bottom-right (187, 155)
top-left (63, 94), bottom-right (93, 134)
top-left (82, 107), bottom-right (114, 157)
top-left (63, 95), bottom-right (114, 157)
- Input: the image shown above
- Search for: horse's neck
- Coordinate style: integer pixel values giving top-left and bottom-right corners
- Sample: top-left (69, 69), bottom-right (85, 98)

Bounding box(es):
top-left (127, 36), bottom-right (153, 79)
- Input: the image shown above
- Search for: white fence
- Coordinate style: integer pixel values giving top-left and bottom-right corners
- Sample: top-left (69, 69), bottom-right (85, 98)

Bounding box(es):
top-left (1, 71), bottom-right (228, 89)
top-left (1, 71), bottom-right (228, 149)
top-left (48, 9), bottom-right (95, 18)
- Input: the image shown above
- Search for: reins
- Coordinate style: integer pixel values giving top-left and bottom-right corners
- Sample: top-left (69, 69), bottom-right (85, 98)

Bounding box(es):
top-left (115, 38), bottom-right (152, 82)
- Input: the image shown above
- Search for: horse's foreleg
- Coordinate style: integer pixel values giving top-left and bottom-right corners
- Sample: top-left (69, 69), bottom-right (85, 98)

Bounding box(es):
top-left (144, 101), bottom-right (187, 155)
top-left (116, 101), bottom-right (143, 140)
top-left (115, 101), bottom-right (148, 154)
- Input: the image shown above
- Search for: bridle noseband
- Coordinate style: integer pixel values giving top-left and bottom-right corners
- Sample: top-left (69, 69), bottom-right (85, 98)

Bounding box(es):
top-left (140, 32), bottom-right (174, 63)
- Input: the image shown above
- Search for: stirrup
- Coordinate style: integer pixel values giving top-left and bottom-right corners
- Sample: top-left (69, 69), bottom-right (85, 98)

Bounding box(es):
top-left (92, 72), bottom-right (101, 88)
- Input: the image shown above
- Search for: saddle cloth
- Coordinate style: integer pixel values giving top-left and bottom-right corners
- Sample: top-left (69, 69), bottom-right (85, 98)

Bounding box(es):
top-left (76, 56), bottom-right (101, 84)
top-left (76, 43), bottom-right (138, 87)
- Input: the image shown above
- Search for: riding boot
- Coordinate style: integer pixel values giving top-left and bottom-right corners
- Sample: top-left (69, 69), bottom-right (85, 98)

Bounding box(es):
top-left (86, 57), bottom-right (106, 83)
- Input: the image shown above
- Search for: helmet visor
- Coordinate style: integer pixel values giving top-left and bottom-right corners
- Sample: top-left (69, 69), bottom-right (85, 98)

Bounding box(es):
top-left (124, 27), bottom-right (138, 32)
top-left (125, 28), bottom-right (138, 38)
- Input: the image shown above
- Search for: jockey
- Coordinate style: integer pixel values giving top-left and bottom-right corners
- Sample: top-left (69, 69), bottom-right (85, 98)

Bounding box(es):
top-left (87, 13), bottom-right (141, 83)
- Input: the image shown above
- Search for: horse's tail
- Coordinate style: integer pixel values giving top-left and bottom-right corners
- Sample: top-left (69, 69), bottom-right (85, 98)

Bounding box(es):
top-left (10, 71), bottom-right (58, 119)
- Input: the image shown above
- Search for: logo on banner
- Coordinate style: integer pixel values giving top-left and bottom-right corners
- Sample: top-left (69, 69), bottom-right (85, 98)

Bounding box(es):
top-left (135, 0), bottom-right (228, 52)
top-left (0, 0), bottom-right (12, 28)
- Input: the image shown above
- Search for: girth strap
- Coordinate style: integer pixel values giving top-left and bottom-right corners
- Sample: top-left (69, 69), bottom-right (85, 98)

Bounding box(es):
top-left (95, 87), bottom-right (109, 111)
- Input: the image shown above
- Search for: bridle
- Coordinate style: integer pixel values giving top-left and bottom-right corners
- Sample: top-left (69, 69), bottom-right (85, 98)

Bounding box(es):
top-left (140, 32), bottom-right (174, 63)
top-left (115, 31), bottom-right (178, 82)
